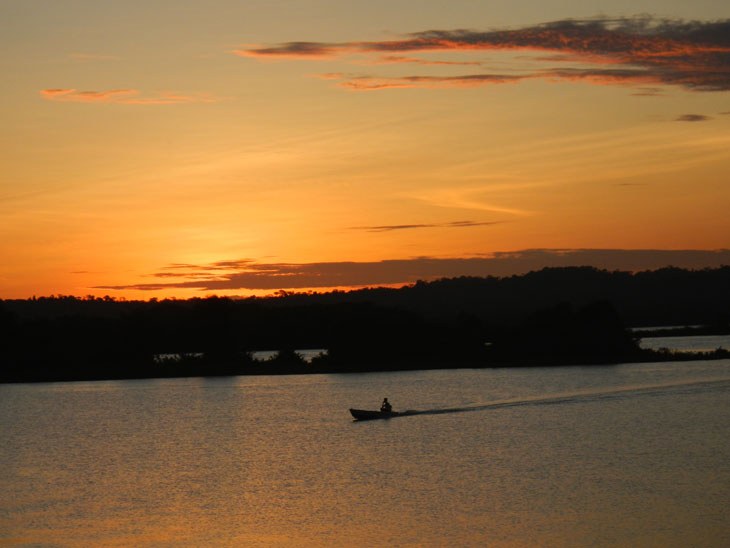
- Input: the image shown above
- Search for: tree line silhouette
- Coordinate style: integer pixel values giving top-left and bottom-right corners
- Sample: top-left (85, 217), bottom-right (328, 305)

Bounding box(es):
top-left (1, 266), bottom-right (728, 382)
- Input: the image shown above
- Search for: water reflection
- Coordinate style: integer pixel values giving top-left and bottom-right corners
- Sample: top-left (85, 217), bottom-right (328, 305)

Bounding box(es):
top-left (638, 334), bottom-right (730, 352)
top-left (2, 361), bottom-right (730, 546)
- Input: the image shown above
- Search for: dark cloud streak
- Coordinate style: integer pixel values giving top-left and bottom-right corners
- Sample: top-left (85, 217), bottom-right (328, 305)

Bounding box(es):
top-left (675, 113), bottom-right (711, 121)
top-left (96, 249), bottom-right (730, 292)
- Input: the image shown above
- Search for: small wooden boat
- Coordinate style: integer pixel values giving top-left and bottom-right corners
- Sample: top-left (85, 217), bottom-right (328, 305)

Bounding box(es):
top-left (349, 408), bottom-right (402, 421)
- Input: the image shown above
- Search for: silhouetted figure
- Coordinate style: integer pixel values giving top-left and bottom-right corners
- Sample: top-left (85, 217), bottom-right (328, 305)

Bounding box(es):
top-left (380, 398), bottom-right (392, 413)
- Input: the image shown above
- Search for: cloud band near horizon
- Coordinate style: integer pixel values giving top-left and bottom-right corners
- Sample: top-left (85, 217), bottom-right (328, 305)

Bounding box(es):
top-left (95, 249), bottom-right (730, 292)
top-left (238, 16), bottom-right (730, 92)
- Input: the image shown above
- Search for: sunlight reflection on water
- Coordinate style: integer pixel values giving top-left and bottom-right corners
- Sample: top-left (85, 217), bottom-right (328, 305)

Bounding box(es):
top-left (2, 360), bottom-right (729, 546)
top-left (638, 334), bottom-right (730, 352)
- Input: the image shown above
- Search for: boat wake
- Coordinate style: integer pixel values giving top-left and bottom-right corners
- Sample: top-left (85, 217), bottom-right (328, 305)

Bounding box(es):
top-left (396, 377), bottom-right (730, 418)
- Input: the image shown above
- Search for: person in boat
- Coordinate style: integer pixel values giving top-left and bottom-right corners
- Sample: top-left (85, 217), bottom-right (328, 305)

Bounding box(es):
top-left (380, 398), bottom-right (392, 413)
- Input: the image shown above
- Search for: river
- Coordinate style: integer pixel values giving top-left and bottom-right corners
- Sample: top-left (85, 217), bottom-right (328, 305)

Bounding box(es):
top-left (637, 333), bottom-right (730, 353)
top-left (2, 359), bottom-right (729, 546)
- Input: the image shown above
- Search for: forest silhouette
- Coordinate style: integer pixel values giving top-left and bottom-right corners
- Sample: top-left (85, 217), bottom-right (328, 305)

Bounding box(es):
top-left (1, 266), bottom-right (728, 382)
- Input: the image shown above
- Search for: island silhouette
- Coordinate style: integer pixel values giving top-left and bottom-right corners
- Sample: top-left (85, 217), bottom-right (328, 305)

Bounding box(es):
top-left (1, 266), bottom-right (728, 382)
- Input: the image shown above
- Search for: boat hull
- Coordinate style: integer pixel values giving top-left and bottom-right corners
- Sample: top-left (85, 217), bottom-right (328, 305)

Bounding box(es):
top-left (349, 408), bottom-right (400, 421)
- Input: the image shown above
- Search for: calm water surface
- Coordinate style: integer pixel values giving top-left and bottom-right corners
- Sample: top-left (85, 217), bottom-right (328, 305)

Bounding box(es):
top-left (2, 360), bottom-right (729, 547)
top-left (638, 334), bottom-right (730, 353)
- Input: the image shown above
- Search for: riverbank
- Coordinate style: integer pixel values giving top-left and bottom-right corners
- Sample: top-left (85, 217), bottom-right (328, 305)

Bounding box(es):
top-left (3, 347), bottom-right (729, 384)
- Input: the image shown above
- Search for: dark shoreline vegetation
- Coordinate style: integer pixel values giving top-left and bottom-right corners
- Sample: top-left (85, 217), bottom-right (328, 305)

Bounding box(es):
top-left (2, 266), bottom-right (729, 383)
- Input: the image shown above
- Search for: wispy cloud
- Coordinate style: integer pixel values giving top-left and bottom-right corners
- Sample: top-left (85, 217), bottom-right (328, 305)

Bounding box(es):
top-left (96, 249), bottom-right (730, 292)
top-left (338, 73), bottom-right (525, 90)
top-left (351, 220), bottom-right (503, 232)
top-left (239, 16), bottom-right (730, 92)
top-left (630, 87), bottom-right (665, 96)
top-left (68, 53), bottom-right (121, 62)
top-left (234, 42), bottom-right (339, 59)
top-left (675, 113), bottom-right (711, 122)
top-left (40, 88), bottom-right (218, 105)
top-left (371, 54), bottom-right (483, 67)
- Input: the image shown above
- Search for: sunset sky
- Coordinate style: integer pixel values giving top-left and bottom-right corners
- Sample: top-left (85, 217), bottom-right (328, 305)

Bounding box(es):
top-left (2, 0), bottom-right (729, 299)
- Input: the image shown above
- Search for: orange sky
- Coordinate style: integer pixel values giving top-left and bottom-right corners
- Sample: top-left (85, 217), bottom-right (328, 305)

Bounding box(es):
top-left (1, 1), bottom-right (729, 299)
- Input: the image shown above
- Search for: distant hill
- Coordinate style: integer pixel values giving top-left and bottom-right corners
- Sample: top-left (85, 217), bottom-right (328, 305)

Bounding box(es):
top-left (268, 265), bottom-right (730, 328)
